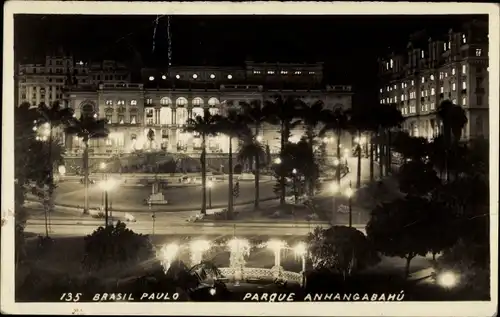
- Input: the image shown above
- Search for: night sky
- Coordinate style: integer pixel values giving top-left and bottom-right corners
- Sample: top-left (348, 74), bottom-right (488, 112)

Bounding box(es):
top-left (14, 14), bottom-right (485, 108)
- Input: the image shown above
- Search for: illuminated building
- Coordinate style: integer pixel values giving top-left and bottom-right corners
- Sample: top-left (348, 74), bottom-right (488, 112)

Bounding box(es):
top-left (378, 20), bottom-right (489, 140)
top-left (62, 61), bottom-right (353, 157)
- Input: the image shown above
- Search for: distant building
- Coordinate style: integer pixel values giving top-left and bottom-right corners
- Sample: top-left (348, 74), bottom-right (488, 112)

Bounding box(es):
top-left (62, 61), bottom-right (353, 156)
top-left (378, 20), bottom-right (489, 140)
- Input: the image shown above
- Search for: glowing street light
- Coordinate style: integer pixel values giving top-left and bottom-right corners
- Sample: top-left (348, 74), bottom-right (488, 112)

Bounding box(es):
top-left (207, 180), bottom-right (214, 209)
top-left (100, 162), bottom-right (107, 170)
top-left (273, 157), bottom-right (282, 165)
top-left (344, 182), bottom-right (355, 227)
top-left (292, 168), bottom-right (297, 174)
top-left (58, 165), bottom-right (66, 176)
top-left (256, 135), bottom-right (263, 142)
top-left (159, 243), bottom-right (180, 272)
top-left (333, 158), bottom-right (340, 166)
top-left (293, 242), bottom-right (307, 272)
top-left (189, 239), bottom-right (210, 266)
top-left (437, 271), bottom-right (459, 288)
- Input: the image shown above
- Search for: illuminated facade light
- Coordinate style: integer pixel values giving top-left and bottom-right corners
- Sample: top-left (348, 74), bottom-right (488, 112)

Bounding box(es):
top-left (192, 74), bottom-right (198, 79)
top-left (149, 76), bottom-right (155, 81)
top-left (175, 74), bottom-right (180, 79)
top-left (227, 74), bottom-right (233, 79)
top-left (161, 75), bottom-right (167, 80)
top-left (210, 74), bottom-right (215, 79)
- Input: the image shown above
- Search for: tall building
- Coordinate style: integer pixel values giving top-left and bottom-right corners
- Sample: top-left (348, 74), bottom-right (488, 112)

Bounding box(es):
top-left (62, 61), bottom-right (353, 157)
top-left (378, 20), bottom-right (489, 140)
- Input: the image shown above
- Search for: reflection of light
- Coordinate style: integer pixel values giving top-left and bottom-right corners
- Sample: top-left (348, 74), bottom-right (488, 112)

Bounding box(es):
top-left (293, 242), bottom-right (307, 256)
top-left (207, 180), bottom-right (214, 188)
top-left (149, 76), bottom-right (155, 81)
top-left (58, 165), bottom-right (66, 176)
top-left (175, 74), bottom-right (180, 79)
top-left (267, 239), bottom-right (286, 252)
top-left (330, 183), bottom-right (339, 193)
top-left (274, 158), bottom-right (282, 164)
top-left (256, 135), bottom-right (263, 142)
top-left (344, 187), bottom-right (354, 198)
top-left (437, 271), bottom-right (459, 288)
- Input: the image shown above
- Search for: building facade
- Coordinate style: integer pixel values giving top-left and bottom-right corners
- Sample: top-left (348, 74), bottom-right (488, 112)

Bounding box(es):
top-left (378, 20), bottom-right (489, 140)
top-left (59, 62), bottom-right (352, 157)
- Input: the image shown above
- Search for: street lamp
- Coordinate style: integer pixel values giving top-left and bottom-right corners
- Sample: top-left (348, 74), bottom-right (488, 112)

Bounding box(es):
top-left (273, 157), bottom-right (282, 165)
top-left (292, 168), bottom-right (298, 203)
top-left (344, 182), bottom-right (354, 227)
top-left (333, 158), bottom-right (340, 166)
top-left (207, 180), bottom-right (214, 209)
top-left (99, 179), bottom-right (116, 227)
top-left (256, 135), bottom-right (263, 142)
top-left (436, 271), bottom-right (459, 289)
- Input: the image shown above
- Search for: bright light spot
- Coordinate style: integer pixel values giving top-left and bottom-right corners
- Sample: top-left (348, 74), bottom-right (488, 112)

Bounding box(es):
top-left (292, 168), bottom-right (297, 174)
top-left (35, 136), bottom-right (40, 141)
top-left (330, 183), bottom-right (339, 193)
top-left (43, 122), bottom-right (50, 129)
top-left (344, 187), bottom-right (354, 198)
top-left (273, 157), bottom-right (282, 164)
top-left (354, 137), bottom-right (360, 143)
top-left (32, 126), bottom-right (37, 131)
top-left (58, 165), bottom-right (66, 176)
top-left (267, 239), bottom-right (286, 252)
top-left (210, 74), bottom-right (215, 79)
top-left (41, 136), bottom-right (48, 141)
top-left (209, 288), bottom-right (216, 296)
top-left (161, 75), bottom-right (167, 80)
top-left (256, 135), bottom-right (263, 142)
top-left (78, 61), bottom-right (84, 65)
top-left (159, 243), bottom-right (180, 271)
top-left (175, 74), bottom-right (180, 79)
top-left (33, 120), bottom-right (37, 124)
top-left (149, 76), bottom-right (155, 81)
top-left (72, 113), bottom-right (77, 118)
top-left (360, 136), bottom-right (367, 144)
top-left (190, 239), bottom-right (210, 253)
top-left (437, 271), bottom-right (459, 288)
top-left (227, 74), bottom-right (233, 79)
top-left (227, 238), bottom-right (250, 254)
top-left (322, 137), bottom-right (328, 143)
top-left (207, 180), bottom-right (214, 188)
top-left (99, 179), bottom-right (116, 191)
top-left (100, 162), bottom-right (107, 170)
top-left (192, 74), bottom-right (198, 79)
top-left (293, 242), bottom-right (307, 256)
top-left (333, 158), bottom-right (340, 166)
top-left (93, 113), bottom-right (98, 118)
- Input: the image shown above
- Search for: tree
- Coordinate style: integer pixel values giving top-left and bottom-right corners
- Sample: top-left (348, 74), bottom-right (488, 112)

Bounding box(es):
top-left (237, 136), bottom-right (266, 209)
top-left (348, 109), bottom-right (373, 189)
top-left (65, 113), bottom-right (109, 214)
top-left (299, 100), bottom-right (328, 195)
top-left (263, 96), bottom-right (303, 205)
top-left (398, 160), bottom-right (440, 197)
top-left (391, 131), bottom-right (430, 161)
top-left (82, 221), bottom-right (155, 271)
top-left (185, 109), bottom-right (223, 214)
top-left (366, 197), bottom-right (434, 277)
top-left (239, 100), bottom-right (268, 210)
top-left (436, 100), bottom-right (468, 181)
top-left (307, 226), bottom-right (380, 279)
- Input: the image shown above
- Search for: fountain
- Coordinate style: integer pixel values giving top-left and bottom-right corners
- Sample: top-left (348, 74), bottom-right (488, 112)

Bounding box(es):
top-left (227, 238), bottom-right (250, 285)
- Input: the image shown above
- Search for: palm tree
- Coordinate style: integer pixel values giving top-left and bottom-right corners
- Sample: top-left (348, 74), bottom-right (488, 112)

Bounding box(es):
top-left (299, 100), bottom-right (328, 195)
top-left (263, 96), bottom-right (303, 205)
top-left (239, 100), bottom-right (269, 209)
top-left (185, 109), bottom-right (223, 215)
top-left (237, 135), bottom-right (266, 208)
top-left (35, 101), bottom-right (74, 235)
top-left (348, 109), bottom-right (372, 189)
top-left (216, 109), bottom-right (249, 219)
top-left (65, 112), bottom-right (109, 214)
top-left (321, 107), bottom-right (350, 188)
top-left (437, 100), bottom-right (468, 182)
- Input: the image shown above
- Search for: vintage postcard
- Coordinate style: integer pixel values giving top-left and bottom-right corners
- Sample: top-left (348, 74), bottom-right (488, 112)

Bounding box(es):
top-left (1, 1), bottom-right (498, 316)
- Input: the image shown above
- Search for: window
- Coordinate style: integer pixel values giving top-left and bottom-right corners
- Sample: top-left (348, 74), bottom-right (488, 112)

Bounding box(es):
top-left (146, 117), bottom-right (154, 125)
top-left (452, 83), bottom-right (456, 91)
top-left (176, 97), bottom-right (188, 106)
top-left (253, 70), bottom-right (261, 74)
top-left (400, 94), bottom-right (404, 101)
top-left (106, 138), bottom-right (112, 146)
top-left (424, 90), bottom-right (428, 97)
top-left (431, 88), bottom-right (435, 95)
top-left (443, 43), bottom-right (447, 51)
top-left (117, 100), bottom-right (125, 105)
top-left (130, 100), bottom-right (137, 106)
top-left (105, 114), bottom-right (112, 123)
top-left (462, 97), bottom-right (467, 106)
top-left (192, 97), bottom-right (203, 106)
top-left (410, 92), bottom-right (416, 99)
top-left (390, 59), bottom-right (394, 68)
top-left (440, 86), bottom-right (444, 93)
top-left (386, 98), bottom-right (389, 103)
top-left (430, 102), bottom-right (435, 110)
top-left (394, 96), bottom-right (398, 102)
top-left (430, 75), bottom-right (434, 81)
top-left (309, 71), bottom-right (315, 75)
top-left (462, 81), bottom-right (467, 90)
top-left (379, 88), bottom-right (383, 93)
top-left (118, 115), bottom-right (124, 124)
top-left (445, 72), bottom-right (448, 78)
top-left (462, 65), bottom-right (467, 74)
top-left (452, 68), bottom-right (456, 75)
top-left (105, 100), bottom-right (113, 105)
top-left (146, 98), bottom-right (153, 105)
top-left (448, 41), bottom-right (451, 49)
top-left (477, 95), bottom-right (483, 105)
top-left (385, 62), bottom-right (389, 70)
top-left (462, 34), bottom-right (467, 44)
top-left (386, 86), bottom-right (390, 92)
top-left (267, 70), bottom-right (275, 75)
top-left (401, 83), bottom-right (404, 89)
top-left (411, 80), bottom-right (415, 86)
top-left (160, 97), bottom-right (171, 106)
top-left (421, 50), bottom-right (425, 59)
top-left (280, 70), bottom-right (288, 75)
top-left (389, 97), bottom-right (393, 103)
top-left (475, 49), bottom-right (482, 57)
top-left (130, 115), bottom-right (137, 124)
top-left (421, 77), bottom-right (425, 84)
top-left (393, 84), bottom-right (397, 90)
top-left (294, 71), bottom-right (301, 75)
top-left (452, 99), bottom-right (457, 104)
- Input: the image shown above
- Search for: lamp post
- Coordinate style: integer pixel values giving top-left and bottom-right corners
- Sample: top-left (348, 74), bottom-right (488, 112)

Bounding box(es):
top-left (292, 168), bottom-right (298, 204)
top-left (207, 180), bottom-right (213, 209)
top-left (99, 179), bottom-right (116, 227)
top-left (293, 242), bottom-right (307, 287)
top-left (344, 182), bottom-right (354, 227)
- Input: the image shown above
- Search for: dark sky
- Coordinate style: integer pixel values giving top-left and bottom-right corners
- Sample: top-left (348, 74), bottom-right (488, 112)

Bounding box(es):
top-left (14, 14), bottom-right (486, 107)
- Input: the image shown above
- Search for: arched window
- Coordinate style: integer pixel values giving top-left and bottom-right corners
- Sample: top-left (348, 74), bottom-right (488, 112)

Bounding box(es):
top-left (160, 97), bottom-right (172, 106)
top-left (192, 97), bottom-right (204, 106)
top-left (192, 107), bottom-right (204, 119)
top-left (176, 97), bottom-right (188, 107)
top-left (160, 107), bottom-right (172, 125)
top-left (209, 107), bottom-right (219, 116)
top-left (176, 107), bottom-right (188, 125)
top-left (208, 97), bottom-right (220, 106)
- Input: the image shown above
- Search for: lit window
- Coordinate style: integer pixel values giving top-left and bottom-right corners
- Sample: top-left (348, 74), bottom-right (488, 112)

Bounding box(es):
top-left (445, 72), bottom-right (448, 78)
top-left (253, 70), bottom-right (261, 74)
top-left (421, 50), bottom-right (425, 59)
top-left (462, 34), bottom-right (467, 44)
top-left (389, 98), bottom-right (393, 103)
top-left (386, 86), bottom-right (390, 92)
top-left (192, 74), bottom-right (198, 79)
top-left (440, 86), bottom-right (444, 93)
top-left (105, 100), bottom-right (113, 105)
top-left (462, 65), bottom-right (467, 74)
top-left (443, 43), bottom-right (447, 50)
top-left (411, 80), bottom-right (414, 86)
top-left (421, 77), bottom-right (425, 84)
top-left (431, 102), bottom-right (435, 110)
top-left (309, 71), bottom-right (315, 75)
top-left (424, 90), bottom-right (428, 97)
top-left (448, 42), bottom-right (451, 49)
top-left (452, 83), bottom-right (456, 91)
top-left (386, 62), bottom-right (389, 70)
top-left (430, 75), bottom-right (434, 81)
top-left (105, 114), bottom-right (112, 123)
top-left (106, 138), bottom-right (112, 146)
top-left (160, 97), bottom-right (171, 105)
top-left (295, 71), bottom-right (302, 75)
top-left (227, 74), bottom-right (233, 79)
top-left (130, 115), bottom-right (137, 124)
top-left (462, 97), bottom-right (467, 106)
top-left (400, 94), bottom-right (404, 101)
top-left (390, 59), bottom-right (393, 68)
top-left (475, 49), bottom-right (482, 56)
top-left (146, 98), bottom-right (153, 105)
top-left (380, 88), bottom-right (383, 93)
top-left (380, 99), bottom-right (384, 104)
top-left (148, 76), bottom-right (154, 81)
top-left (280, 70), bottom-right (288, 75)
top-left (401, 83), bottom-right (404, 89)
top-left (439, 72), bottom-right (443, 80)
top-left (452, 99), bottom-right (457, 104)
top-left (395, 96), bottom-right (398, 102)
top-left (117, 100), bottom-right (125, 105)
top-left (176, 74), bottom-right (180, 79)
top-left (462, 81), bottom-right (467, 90)
top-left (130, 100), bottom-right (137, 106)
top-left (267, 70), bottom-right (275, 75)
top-left (431, 88), bottom-right (435, 95)
top-left (393, 84), bottom-right (397, 90)
top-left (192, 97), bottom-right (203, 106)
top-left (386, 98), bottom-right (389, 103)
top-left (405, 82), bottom-right (408, 88)
top-left (452, 68), bottom-right (456, 75)
top-left (118, 115), bottom-right (124, 124)
top-left (210, 74), bottom-right (215, 79)
top-left (161, 75), bottom-right (167, 80)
